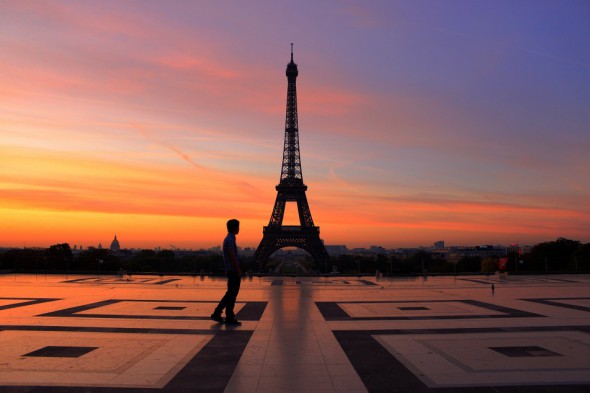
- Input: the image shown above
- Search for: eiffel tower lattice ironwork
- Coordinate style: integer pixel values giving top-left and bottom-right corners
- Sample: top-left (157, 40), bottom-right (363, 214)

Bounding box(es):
top-left (254, 45), bottom-right (329, 269)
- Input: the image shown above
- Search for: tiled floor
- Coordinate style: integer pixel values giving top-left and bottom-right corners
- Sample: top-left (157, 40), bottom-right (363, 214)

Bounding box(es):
top-left (0, 273), bottom-right (589, 392)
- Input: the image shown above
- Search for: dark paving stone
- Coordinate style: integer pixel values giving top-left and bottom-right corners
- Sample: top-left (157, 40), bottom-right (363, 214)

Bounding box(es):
top-left (0, 324), bottom-right (216, 334)
top-left (39, 299), bottom-right (120, 317)
top-left (461, 299), bottom-right (543, 318)
top-left (235, 301), bottom-right (267, 320)
top-left (315, 301), bottom-right (350, 320)
top-left (493, 386), bottom-right (590, 393)
top-left (153, 279), bottom-right (181, 285)
top-left (489, 346), bottom-right (562, 357)
top-left (165, 331), bottom-right (252, 392)
top-left (458, 278), bottom-right (499, 285)
top-left (61, 277), bottom-right (96, 283)
top-left (24, 346), bottom-right (97, 358)
top-left (334, 330), bottom-right (431, 393)
top-left (398, 306), bottom-right (430, 310)
top-left (154, 306), bottom-right (186, 310)
top-left (522, 297), bottom-right (590, 313)
top-left (0, 297), bottom-right (60, 311)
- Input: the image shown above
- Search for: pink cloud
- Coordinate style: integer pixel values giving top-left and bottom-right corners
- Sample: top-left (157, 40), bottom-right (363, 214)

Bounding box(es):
top-left (157, 54), bottom-right (239, 79)
top-left (3, 1), bottom-right (162, 41)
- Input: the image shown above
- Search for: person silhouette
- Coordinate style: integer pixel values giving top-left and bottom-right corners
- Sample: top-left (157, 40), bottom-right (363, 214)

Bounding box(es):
top-left (211, 219), bottom-right (242, 325)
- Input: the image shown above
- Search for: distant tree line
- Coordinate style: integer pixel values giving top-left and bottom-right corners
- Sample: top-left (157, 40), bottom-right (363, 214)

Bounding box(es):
top-left (0, 244), bottom-right (255, 275)
top-left (1, 237), bottom-right (588, 275)
top-left (323, 237), bottom-right (590, 275)
top-left (519, 237), bottom-right (590, 273)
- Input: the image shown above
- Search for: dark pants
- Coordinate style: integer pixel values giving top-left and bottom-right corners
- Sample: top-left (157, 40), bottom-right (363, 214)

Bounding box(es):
top-left (214, 271), bottom-right (241, 318)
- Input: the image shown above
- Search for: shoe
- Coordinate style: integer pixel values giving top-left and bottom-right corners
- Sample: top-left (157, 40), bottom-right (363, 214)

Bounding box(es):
top-left (224, 318), bottom-right (242, 325)
top-left (210, 313), bottom-right (223, 323)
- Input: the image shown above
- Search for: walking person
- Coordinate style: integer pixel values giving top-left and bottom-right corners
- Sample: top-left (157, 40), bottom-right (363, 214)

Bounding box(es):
top-left (211, 219), bottom-right (242, 325)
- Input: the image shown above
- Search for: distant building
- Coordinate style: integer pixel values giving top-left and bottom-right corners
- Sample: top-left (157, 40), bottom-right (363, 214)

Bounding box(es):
top-left (325, 245), bottom-right (348, 256)
top-left (240, 247), bottom-right (255, 257)
top-left (370, 245), bottom-right (386, 253)
top-left (507, 244), bottom-right (531, 255)
top-left (434, 241), bottom-right (445, 249)
top-left (446, 245), bottom-right (506, 263)
top-left (208, 246), bottom-right (221, 253)
top-left (110, 235), bottom-right (120, 254)
top-left (350, 248), bottom-right (376, 256)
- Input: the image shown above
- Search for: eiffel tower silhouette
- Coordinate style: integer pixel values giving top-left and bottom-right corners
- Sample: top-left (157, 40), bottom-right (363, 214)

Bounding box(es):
top-left (254, 45), bottom-right (329, 270)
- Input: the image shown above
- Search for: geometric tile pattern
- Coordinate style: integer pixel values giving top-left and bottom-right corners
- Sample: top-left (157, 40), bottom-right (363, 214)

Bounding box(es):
top-left (39, 299), bottom-right (267, 321)
top-left (0, 293), bottom-right (267, 392)
top-left (317, 299), bottom-right (544, 321)
top-left (2, 274), bottom-right (590, 393)
top-left (0, 329), bottom-right (251, 391)
top-left (335, 327), bottom-right (590, 391)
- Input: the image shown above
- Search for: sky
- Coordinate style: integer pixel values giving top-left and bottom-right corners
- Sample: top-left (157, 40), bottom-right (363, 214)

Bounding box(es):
top-left (1, 0), bottom-right (589, 250)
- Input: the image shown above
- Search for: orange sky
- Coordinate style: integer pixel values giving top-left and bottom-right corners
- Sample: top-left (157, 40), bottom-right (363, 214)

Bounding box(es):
top-left (1, 1), bottom-right (589, 250)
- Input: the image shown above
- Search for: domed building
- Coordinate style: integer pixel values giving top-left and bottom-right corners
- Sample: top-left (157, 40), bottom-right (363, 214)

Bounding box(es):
top-left (110, 235), bottom-right (121, 254)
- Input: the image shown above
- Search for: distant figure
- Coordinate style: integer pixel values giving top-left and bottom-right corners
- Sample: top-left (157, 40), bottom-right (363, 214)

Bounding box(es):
top-left (211, 219), bottom-right (242, 325)
top-left (491, 283), bottom-right (495, 292)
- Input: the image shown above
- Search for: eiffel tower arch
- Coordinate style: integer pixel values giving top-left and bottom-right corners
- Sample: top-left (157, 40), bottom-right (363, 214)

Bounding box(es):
top-left (254, 45), bottom-right (329, 271)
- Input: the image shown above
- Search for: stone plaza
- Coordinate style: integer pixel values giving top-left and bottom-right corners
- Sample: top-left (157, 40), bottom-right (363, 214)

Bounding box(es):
top-left (0, 273), bottom-right (589, 392)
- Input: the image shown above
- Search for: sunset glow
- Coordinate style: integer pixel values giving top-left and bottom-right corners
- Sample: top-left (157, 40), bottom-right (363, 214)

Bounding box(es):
top-left (1, 1), bottom-right (589, 249)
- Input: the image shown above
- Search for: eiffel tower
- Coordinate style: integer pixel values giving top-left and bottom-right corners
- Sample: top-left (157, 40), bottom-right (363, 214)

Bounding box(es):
top-left (254, 45), bottom-right (329, 270)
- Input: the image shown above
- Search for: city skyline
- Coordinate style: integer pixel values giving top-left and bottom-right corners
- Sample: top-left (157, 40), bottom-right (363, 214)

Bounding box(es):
top-left (0, 235), bottom-right (533, 254)
top-left (1, 1), bottom-right (589, 250)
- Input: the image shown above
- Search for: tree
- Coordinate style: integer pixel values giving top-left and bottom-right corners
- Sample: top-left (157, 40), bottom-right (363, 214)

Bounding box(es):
top-left (75, 247), bottom-right (119, 272)
top-left (529, 238), bottom-right (581, 271)
top-left (573, 243), bottom-right (590, 272)
top-left (374, 254), bottom-right (389, 273)
top-left (45, 243), bottom-right (73, 270)
top-left (156, 250), bottom-right (176, 273)
top-left (131, 249), bottom-right (158, 272)
top-left (408, 251), bottom-right (433, 273)
top-left (481, 257), bottom-right (499, 273)
top-left (1, 248), bottom-right (44, 271)
top-left (457, 256), bottom-right (482, 273)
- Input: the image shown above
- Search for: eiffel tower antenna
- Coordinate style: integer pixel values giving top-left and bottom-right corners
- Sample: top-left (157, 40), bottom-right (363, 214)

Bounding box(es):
top-left (254, 45), bottom-right (329, 272)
